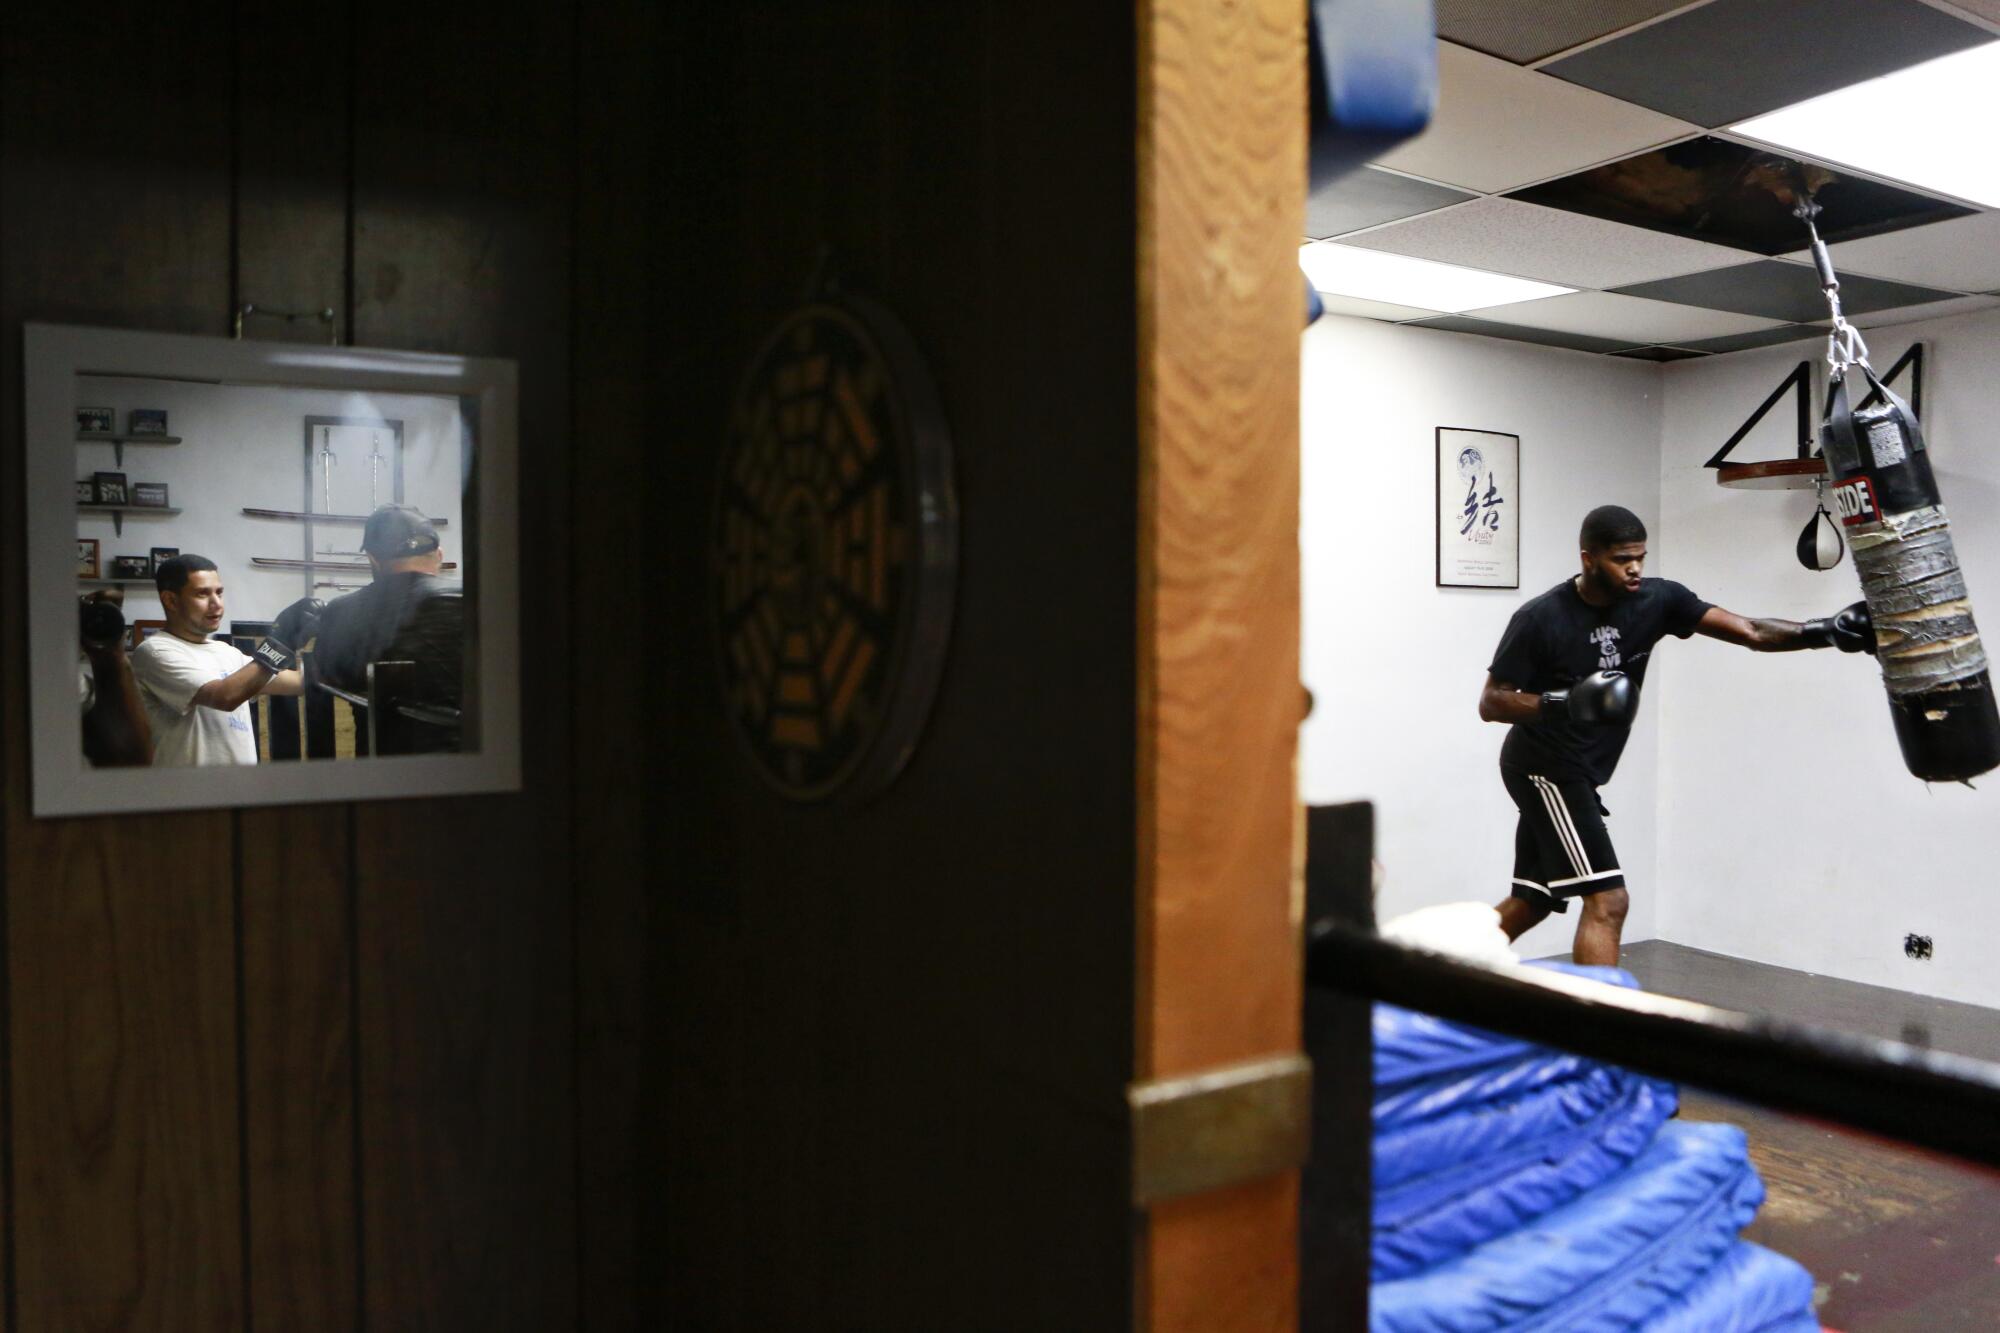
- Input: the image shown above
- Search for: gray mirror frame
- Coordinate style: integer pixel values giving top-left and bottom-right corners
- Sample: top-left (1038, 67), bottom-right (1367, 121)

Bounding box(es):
top-left (26, 322), bottom-right (522, 815)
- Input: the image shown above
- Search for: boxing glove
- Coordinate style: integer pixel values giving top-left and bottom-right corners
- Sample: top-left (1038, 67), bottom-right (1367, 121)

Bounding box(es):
top-left (272, 597), bottom-right (326, 649)
top-left (1800, 600), bottom-right (1875, 654)
top-left (1540, 670), bottom-right (1633, 726)
top-left (78, 595), bottom-right (126, 653)
top-left (251, 636), bottom-right (296, 673)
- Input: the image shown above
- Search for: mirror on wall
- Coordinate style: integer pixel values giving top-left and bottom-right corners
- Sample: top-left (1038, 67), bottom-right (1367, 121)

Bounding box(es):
top-left (27, 324), bottom-right (521, 815)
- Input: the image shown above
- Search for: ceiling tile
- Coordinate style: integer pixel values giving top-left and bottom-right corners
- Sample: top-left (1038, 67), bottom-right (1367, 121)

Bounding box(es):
top-left (1306, 167), bottom-right (1475, 240)
top-left (1673, 325), bottom-right (1825, 354)
top-left (1310, 293), bottom-right (1446, 323)
top-left (1782, 212), bottom-right (2000, 293)
top-left (1403, 315), bottom-right (1642, 354)
top-left (1370, 43), bottom-right (1695, 194)
top-left (1838, 293), bottom-right (2000, 329)
top-left (1343, 196), bottom-right (1745, 289)
top-left (1508, 137), bottom-right (1974, 256)
top-left (1935, 0), bottom-right (2000, 24)
top-left (1436, 0), bottom-right (1699, 65)
top-left (1542, 0), bottom-right (1994, 127)
top-left (1613, 260), bottom-right (1962, 321)
top-left (1611, 346), bottom-right (1712, 361)
top-left (1459, 290), bottom-right (1780, 343)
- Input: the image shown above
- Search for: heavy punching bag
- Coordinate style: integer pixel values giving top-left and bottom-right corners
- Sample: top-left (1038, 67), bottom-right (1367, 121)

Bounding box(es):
top-left (1803, 205), bottom-right (2000, 781)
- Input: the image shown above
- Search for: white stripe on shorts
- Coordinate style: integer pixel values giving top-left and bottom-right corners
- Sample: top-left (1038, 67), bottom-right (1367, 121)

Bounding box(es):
top-left (1549, 868), bottom-right (1622, 889)
top-left (1531, 774), bottom-right (1591, 878)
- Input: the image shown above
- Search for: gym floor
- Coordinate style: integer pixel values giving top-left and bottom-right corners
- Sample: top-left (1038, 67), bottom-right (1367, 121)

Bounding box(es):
top-left (1614, 941), bottom-right (2000, 1332)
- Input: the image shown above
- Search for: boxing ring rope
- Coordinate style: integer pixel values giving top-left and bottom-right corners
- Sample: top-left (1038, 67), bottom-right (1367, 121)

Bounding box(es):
top-left (1301, 803), bottom-right (2000, 1173)
top-left (1306, 923), bottom-right (2000, 1172)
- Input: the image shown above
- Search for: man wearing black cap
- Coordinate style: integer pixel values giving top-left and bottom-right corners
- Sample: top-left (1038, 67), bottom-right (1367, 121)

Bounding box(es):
top-left (1481, 504), bottom-right (1874, 965)
top-left (311, 504), bottom-right (465, 750)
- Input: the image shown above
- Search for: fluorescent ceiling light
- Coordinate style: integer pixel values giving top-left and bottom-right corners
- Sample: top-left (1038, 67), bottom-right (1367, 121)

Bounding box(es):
top-left (1732, 41), bottom-right (2000, 208)
top-left (1299, 242), bottom-right (1572, 312)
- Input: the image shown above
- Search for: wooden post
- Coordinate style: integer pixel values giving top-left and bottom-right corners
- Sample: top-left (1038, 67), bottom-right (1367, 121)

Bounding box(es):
top-left (1135, 1), bottom-right (1305, 1329)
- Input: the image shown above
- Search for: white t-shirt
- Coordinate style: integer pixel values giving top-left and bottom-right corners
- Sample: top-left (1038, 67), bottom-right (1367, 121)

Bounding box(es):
top-left (131, 634), bottom-right (259, 767)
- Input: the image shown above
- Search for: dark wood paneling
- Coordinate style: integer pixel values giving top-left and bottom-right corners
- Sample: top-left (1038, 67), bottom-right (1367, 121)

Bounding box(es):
top-left (572, 0), bottom-right (657, 1325)
top-left (238, 806), bottom-right (355, 1332)
top-left (1, 7), bottom-right (243, 1329)
top-left (232, 1), bottom-right (349, 342)
top-left (1, 3), bottom-right (681, 1326)
top-left (347, 0), bottom-right (578, 1325)
top-left (648, 3), bottom-right (1139, 1327)
top-left (0, 9), bottom-right (235, 337)
top-left (7, 831), bottom-right (243, 1330)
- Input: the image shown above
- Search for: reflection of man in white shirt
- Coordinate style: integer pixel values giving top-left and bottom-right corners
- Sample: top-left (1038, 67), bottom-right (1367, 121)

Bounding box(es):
top-left (130, 555), bottom-right (303, 766)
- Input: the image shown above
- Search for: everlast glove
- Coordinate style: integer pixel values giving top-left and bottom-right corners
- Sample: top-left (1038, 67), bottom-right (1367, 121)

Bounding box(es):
top-left (251, 636), bottom-right (296, 673)
top-left (1800, 600), bottom-right (1875, 654)
top-left (1540, 670), bottom-right (1633, 726)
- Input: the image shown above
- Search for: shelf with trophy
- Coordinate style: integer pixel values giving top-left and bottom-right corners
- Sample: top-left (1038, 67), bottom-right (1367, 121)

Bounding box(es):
top-left (75, 405), bottom-right (181, 466)
top-left (76, 541), bottom-right (179, 588)
top-left (77, 473), bottom-right (179, 535)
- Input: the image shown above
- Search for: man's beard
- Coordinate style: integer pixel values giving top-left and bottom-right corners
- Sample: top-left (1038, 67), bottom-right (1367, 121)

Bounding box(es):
top-left (1586, 566), bottom-right (1630, 599)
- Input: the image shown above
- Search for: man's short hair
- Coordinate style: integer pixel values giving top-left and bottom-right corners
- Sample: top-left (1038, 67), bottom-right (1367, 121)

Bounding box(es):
top-left (155, 553), bottom-right (218, 597)
top-left (1580, 505), bottom-right (1646, 551)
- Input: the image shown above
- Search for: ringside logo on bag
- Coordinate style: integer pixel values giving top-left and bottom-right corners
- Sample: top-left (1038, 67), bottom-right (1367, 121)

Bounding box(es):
top-left (1833, 475), bottom-right (1879, 527)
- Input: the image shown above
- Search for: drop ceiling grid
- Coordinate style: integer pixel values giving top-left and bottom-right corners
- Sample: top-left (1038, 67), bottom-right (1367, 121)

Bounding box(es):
top-left (1436, 0), bottom-right (1712, 65)
top-left (1339, 196), bottom-right (1752, 291)
top-left (1307, 0), bottom-right (2000, 354)
top-left (1785, 213), bottom-right (2000, 291)
top-left (1925, 0), bottom-right (2000, 33)
top-left (1459, 290), bottom-right (1784, 343)
top-left (1539, 0), bottom-right (1995, 127)
top-left (1372, 41), bottom-right (1699, 195)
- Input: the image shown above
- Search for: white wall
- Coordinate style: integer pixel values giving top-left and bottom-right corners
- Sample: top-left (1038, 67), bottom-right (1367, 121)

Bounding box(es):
top-left (1300, 317), bottom-right (1666, 955)
top-left (74, 377), bottom-right (466, 629)
top-left (1656, 310), bottom-right (2000, 1007)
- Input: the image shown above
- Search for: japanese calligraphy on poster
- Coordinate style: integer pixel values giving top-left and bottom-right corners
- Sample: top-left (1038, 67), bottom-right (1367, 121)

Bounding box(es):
top-left (1436, 427), bottom-right (1519, 589)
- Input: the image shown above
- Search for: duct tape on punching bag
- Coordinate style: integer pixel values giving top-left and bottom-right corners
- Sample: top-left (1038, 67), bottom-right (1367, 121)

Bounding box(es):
top-left (1822, 365), bottom-right (2000, 780)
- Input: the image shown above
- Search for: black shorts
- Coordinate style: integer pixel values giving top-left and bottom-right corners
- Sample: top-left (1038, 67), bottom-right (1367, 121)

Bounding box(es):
top-left (1502, 767), bottom-right (1624, 911)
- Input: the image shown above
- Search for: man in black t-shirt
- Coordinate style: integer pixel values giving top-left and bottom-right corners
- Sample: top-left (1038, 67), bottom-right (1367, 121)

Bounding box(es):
top-left (1482, 504), bottom-right (1874, 966)
top-left (312, 505), bottom-right (466, 753)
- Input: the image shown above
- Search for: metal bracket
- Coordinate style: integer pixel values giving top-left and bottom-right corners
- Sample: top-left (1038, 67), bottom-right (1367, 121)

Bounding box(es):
top-left (235, 302), bottom-right (338, 346)
top-left (1703, 361), bottom-right (1813, 468)
top-left (1128, 1052), bottom-right (1313, 1206)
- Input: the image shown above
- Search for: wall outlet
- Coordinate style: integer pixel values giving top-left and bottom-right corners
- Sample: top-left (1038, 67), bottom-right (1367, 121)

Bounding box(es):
top-left (1903, 933), bottom-right (1933, 961)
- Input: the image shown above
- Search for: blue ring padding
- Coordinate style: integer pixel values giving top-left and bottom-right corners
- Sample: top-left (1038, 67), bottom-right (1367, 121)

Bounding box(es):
top-left (1372, 1069), bottom-right (1677, 1280)
top-left (1372, 1121), bottom-right (1764, 1333)
top-left (1641, 1240), bottom-right (1820, 1333)
top-left (1372, 962), bottom-right (1636, 1091)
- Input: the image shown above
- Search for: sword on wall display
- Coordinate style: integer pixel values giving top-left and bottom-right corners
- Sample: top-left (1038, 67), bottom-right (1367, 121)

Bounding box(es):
top-left (254, 557), bottom-right (459, 572)
top-left (242, 508), bottom-right (447, 524)
top-left (368, 432), bottom-right (386, 509)
top-left (319, 426), bottom-right (338, 549)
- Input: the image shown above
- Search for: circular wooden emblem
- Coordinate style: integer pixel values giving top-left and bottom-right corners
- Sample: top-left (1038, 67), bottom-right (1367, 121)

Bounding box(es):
top-left (713, 295), bottom-right (957, 801)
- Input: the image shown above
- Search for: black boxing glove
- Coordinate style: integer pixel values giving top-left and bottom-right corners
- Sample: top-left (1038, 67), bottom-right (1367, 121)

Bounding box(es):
top-left (272, 596), bottom-right (326, 649)
top-left (251, 635), bottom-right (296, 673)
top-left (1540, 670), bottom-right (1633, 726)
top-left (79, 596), bottom-right (126, 654)
top-left (1800, 600), bottom-right (1875, 654)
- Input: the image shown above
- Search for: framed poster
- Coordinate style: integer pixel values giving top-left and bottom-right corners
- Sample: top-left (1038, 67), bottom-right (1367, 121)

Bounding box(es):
top-left (1436, 427), bottom-right (1519, 589)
